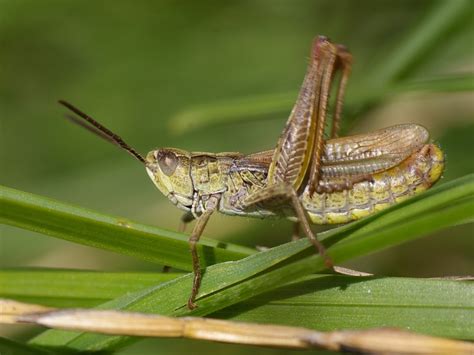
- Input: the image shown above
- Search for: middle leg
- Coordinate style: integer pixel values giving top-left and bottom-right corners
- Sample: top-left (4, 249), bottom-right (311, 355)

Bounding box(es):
top-left (241, 183), bottom-right (332, 268)
top-left (291, 221), bottom-right (301, 241)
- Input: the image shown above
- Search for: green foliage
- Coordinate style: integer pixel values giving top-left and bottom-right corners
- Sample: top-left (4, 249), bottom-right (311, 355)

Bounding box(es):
top-left (0, 175), bottom-right (471, 351)
top-left (170, 73), bottom-right (474, 134)
top-left (170, 0), bottom-right (473, 134)
top-left (2, 270), bottom-right (472, 341)
top-left (0, 338), bottom-right (52, 355)
top-left (1, 1), bottom-right (473, 354)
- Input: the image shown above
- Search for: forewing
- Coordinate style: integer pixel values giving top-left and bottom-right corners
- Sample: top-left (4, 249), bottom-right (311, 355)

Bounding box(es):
top-left (320, 124), bottom-right (430, 178)
top-left (238, 124), bottom-right (430, 180)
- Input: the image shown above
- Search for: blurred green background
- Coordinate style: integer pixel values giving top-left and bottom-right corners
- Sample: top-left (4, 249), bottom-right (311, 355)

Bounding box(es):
top-left (1, 0), bottom-right (473, 353)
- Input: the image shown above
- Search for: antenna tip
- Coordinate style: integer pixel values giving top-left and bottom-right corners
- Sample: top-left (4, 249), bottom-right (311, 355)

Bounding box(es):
top-left (58, 100), bottom-right (68, 108)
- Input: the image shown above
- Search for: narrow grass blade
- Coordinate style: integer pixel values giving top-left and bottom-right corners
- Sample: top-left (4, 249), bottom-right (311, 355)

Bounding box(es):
top-left (366, 0), bottom-right (472, 85)
top-left (169, 92), bottom-right (294, 134)
top-left (29, 175), bottom-right (473, 352)
top-left (393, 73), bottom-right (474, 93)
top-left (0, 338), bottom-right (52, 355)
top-left (0, 269), bottom-right (183, 308)
top-left (168, 1), bottom-right (471, 136)
top-left (170, 72), bottom-right (474, 134)
top-left (0, 186), bottom-right (255, 271)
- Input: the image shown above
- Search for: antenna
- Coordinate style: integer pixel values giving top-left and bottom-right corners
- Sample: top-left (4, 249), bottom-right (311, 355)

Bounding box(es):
top-left (58, 100), bottom-right (146, 164)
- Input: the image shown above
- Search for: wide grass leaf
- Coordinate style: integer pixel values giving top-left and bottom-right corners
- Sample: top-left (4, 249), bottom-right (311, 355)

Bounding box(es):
top-left (2, 270), bottom-right (472, 340)
top-left (215, 275), bottom-right (473, 340)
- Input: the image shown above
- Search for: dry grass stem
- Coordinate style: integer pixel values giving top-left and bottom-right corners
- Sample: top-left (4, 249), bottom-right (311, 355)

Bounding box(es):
top-left (2, 299), bottom-right (472, 354)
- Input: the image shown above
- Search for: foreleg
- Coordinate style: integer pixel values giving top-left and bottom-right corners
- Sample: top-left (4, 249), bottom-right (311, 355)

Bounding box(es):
top-left (291, 222), bottom-right (301, 241)
top-left (163, 212), bottom-right (196, 273)
top-left (187, 197), bottom-right (218, 310)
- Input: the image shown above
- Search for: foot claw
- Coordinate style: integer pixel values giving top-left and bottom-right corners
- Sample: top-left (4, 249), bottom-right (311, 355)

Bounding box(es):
top-left (324, 256), bottom-right (334, 270)
top-left (187, 298), bottom-right (197, 310)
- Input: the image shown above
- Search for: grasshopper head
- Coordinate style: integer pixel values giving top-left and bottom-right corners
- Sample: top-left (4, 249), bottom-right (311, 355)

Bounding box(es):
top-left (145, 148), bottom-right (194, 210)
top-left (57, 101), bottom-right (195, 211)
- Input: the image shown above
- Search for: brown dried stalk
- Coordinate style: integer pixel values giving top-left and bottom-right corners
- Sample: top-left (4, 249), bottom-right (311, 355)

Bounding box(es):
top-left (1, 299), bottom-right (472, 354)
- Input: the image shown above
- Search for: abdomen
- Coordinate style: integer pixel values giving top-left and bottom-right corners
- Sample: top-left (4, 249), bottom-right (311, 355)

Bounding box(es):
top-left (302, 144), bottom-right (445, 224)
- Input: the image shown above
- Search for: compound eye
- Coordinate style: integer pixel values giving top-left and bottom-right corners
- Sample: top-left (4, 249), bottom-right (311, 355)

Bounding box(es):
top-left (156, 151), bottom-right (178, 176)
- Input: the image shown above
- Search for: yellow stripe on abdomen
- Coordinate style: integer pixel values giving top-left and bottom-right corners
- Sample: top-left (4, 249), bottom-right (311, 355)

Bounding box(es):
top-left (304, 144), bottom-right (445, 224)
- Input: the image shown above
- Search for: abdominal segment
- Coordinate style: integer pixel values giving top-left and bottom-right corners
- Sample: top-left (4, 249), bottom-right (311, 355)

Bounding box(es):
top-left (302, 143), bottom-right (445, 224)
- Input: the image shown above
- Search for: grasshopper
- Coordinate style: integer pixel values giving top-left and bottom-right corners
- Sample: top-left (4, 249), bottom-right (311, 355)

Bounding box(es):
top-left (59, 36), bottom-right (444, 309)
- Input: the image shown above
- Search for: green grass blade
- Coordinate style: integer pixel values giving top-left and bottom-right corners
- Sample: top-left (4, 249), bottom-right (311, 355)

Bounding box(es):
top-left (393, 73), bottom-right (474, 93)
top-left (169, 72), bottom-right (473, 134)
top-left (3, 270), bottom-right (472, 340)
top-left (167, 1), bottom-right (471, 135)
top-left (0, 186), bottom-right (255, 271)
top-left (168, 1), bottom-right (471, 135)
top-left (179, 195), bottom-right (472, 321)
top-left (0, 269), bottom-right (183, 307)
top-left (366, 0), bottom-right (472, 85)
top-left (169, 93), bottom-right (294, 134)
top-left (29, 175), bottom-right (474, 352)
top-left (0, 337), bottom-right (52, 355)
top-left (214, 275), bottom-right (473, 340)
